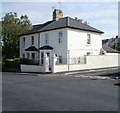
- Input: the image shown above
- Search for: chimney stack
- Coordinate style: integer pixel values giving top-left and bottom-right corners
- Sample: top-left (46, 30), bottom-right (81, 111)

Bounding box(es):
top-left (53, 9), bottom-right (63, 21)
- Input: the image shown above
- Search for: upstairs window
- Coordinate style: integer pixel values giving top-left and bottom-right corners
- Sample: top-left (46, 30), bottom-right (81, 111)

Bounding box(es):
top-left (87, 34), bottom-right (91, 45)
top-left (31, 36), bottom-right (34, 45)
top-left (58, 32), bottom-right (63, 43)
top-left (45, 33), bottom-right (49, 44)
top-left (23, 37), bottom-right (25, 46)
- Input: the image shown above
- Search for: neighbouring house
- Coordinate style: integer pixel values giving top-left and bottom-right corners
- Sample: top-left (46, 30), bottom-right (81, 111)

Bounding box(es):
top-left (20, 9), bottom-right (119, 73)
top-left (102, 45), bottom-right (120, 55)
top-left (102, 36), bottom-right (120, 50)
top-left (114, 36), bottom-right (120, 47)
top-left (102, 39), bottom-right (109, 46)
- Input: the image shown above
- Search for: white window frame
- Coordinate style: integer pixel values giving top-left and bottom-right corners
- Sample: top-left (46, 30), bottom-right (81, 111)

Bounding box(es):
top-left (45, 33), bottom-right (49, 44)
top-left (58, 31), bottom-right (63, 43)
top-left (87, 34), bottom-right (91, 45)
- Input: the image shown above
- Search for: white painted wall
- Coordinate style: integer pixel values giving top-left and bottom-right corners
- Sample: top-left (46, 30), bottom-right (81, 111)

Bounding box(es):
top-left (20, 33), bottom-right (39, 59)
top-left (70, 55), bottom-right (119, 71)
top-left (21, 54), bottom-right (120, 73)
top-left (21, 64), bottom-right (44, 73)
top-left (20, 27), bottom-right (103, 67)
top-left (40, 28), bottom-right (68, 59)
top-left (54, 55), bottom-right (120, 73)
top-left (67, 28), bottom-right (102, 57)
top-left (106, 53), bottom-right (119, 55)
top-left (54, 65), bottom-right (68, 73)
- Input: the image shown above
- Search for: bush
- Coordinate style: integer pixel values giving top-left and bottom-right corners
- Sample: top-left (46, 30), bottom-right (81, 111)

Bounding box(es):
top-left (3, 58), bottom-right (20, 68)
top-left (2, 58), bottom-right (33, 71)
top-left (20, 58), bottom-right (32, 65)
top-left (2, 58), bottom-right (33, 72)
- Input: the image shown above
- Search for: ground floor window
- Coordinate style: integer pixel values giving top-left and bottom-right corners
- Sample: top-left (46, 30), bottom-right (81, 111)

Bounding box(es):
top-left (59, 56), bottom-right (62, 64)
top-left (27, 53), bottom-right (30, 59)
top-left (22, 53), bottom-right (25, 58)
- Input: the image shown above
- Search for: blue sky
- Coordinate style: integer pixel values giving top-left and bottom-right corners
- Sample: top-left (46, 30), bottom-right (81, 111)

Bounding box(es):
top-left (1, 1), bottom-right (119, 39)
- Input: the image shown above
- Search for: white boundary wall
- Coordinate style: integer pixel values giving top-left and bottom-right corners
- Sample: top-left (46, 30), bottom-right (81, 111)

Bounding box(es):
top-left (21, 64), bottom-right (44, 73)
top-left (21, 54), bottom-right (120, 73)
top-left (54, 65), bottom-right (68, 73)
top-left (70, 55), bottom-right (119, 71)
top-left (54, 55), bottom-right (120, 73)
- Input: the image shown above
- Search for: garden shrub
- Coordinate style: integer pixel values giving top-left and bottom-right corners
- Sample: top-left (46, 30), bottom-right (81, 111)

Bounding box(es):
top-left (20, 58), bottom-right (32, 65)
top-left (3, 58), bottom-right (20, 68)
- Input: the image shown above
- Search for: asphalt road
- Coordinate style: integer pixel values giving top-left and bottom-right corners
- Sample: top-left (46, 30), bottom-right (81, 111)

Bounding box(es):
top-left (2, 68), bottom-right (119, 111)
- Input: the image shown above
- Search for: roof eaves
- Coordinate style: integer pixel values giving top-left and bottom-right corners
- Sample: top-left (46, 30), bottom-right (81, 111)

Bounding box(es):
top-left (19, 31), bottom-right (39, 36)
top-left (67, 26), bottom-right (104, 33)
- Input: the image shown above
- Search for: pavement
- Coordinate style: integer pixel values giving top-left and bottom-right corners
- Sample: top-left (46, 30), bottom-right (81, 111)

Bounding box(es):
top-left (2, 68), bottom-right (120, 111)
top-left (5, 67), bottom-right (120, 79)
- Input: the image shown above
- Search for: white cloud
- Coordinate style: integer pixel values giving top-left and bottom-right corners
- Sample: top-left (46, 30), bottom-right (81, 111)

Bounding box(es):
top-left (1, 2), bottom-right (118, 38)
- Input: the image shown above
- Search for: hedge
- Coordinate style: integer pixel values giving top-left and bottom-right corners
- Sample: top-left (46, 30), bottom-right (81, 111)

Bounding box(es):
top-left (2, 58), bottom-right (32, 68)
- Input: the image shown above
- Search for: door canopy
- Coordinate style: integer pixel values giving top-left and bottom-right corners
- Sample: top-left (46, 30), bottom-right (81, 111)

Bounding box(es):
top-left (39, 45), bottom-right (53, 50)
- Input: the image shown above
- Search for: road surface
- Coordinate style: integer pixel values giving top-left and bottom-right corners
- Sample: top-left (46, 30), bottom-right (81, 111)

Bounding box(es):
top-left (2, 68), bottom-right (119, 111)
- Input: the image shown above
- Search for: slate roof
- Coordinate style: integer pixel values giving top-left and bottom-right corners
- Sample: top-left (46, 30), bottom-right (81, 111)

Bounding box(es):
top-left (20, 17), bottom-right (103, 36)
top-left (20, 20), bottom-right (54, 36)
top-left (39, 45), bottom-right (53, 50)
top-left (102, 45), bottom-right (120, 53)
top-left (25, 46), bottom-right (38, 51)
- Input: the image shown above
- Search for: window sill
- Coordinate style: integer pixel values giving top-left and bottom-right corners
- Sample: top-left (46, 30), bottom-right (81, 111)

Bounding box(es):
top-left (86, 44), bottom-right (91, 46)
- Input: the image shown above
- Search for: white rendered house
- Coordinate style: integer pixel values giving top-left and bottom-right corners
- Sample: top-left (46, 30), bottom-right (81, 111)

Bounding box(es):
top-left (20, 9), bottom-right (104, 67)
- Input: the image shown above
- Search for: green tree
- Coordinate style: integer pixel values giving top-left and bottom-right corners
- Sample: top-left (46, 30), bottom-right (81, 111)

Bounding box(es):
top-left (75, 17), bottom-right (89, 25)
top-left (75, 17), bottom-right (83, 23)
top-left (83, 21), bottom-right (89, 25)
top-left (1, 12), bottom-right (32, 59)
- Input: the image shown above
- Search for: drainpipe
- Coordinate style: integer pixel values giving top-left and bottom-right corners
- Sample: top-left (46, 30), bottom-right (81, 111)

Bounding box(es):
top-left (68, 49), bottom-right (70, 71)
top-left (38, 33), bottom-right (40, 64)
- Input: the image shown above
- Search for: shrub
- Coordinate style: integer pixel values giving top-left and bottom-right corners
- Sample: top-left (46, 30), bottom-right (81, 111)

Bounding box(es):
top-left (3, 58), bottom-right (20, 68)
top-left (2, 58), bottom-right (33, 71)
top-left (2, 58), bottom-right (33, 72)
top-left (20, 58), bottom-right (32, 65)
